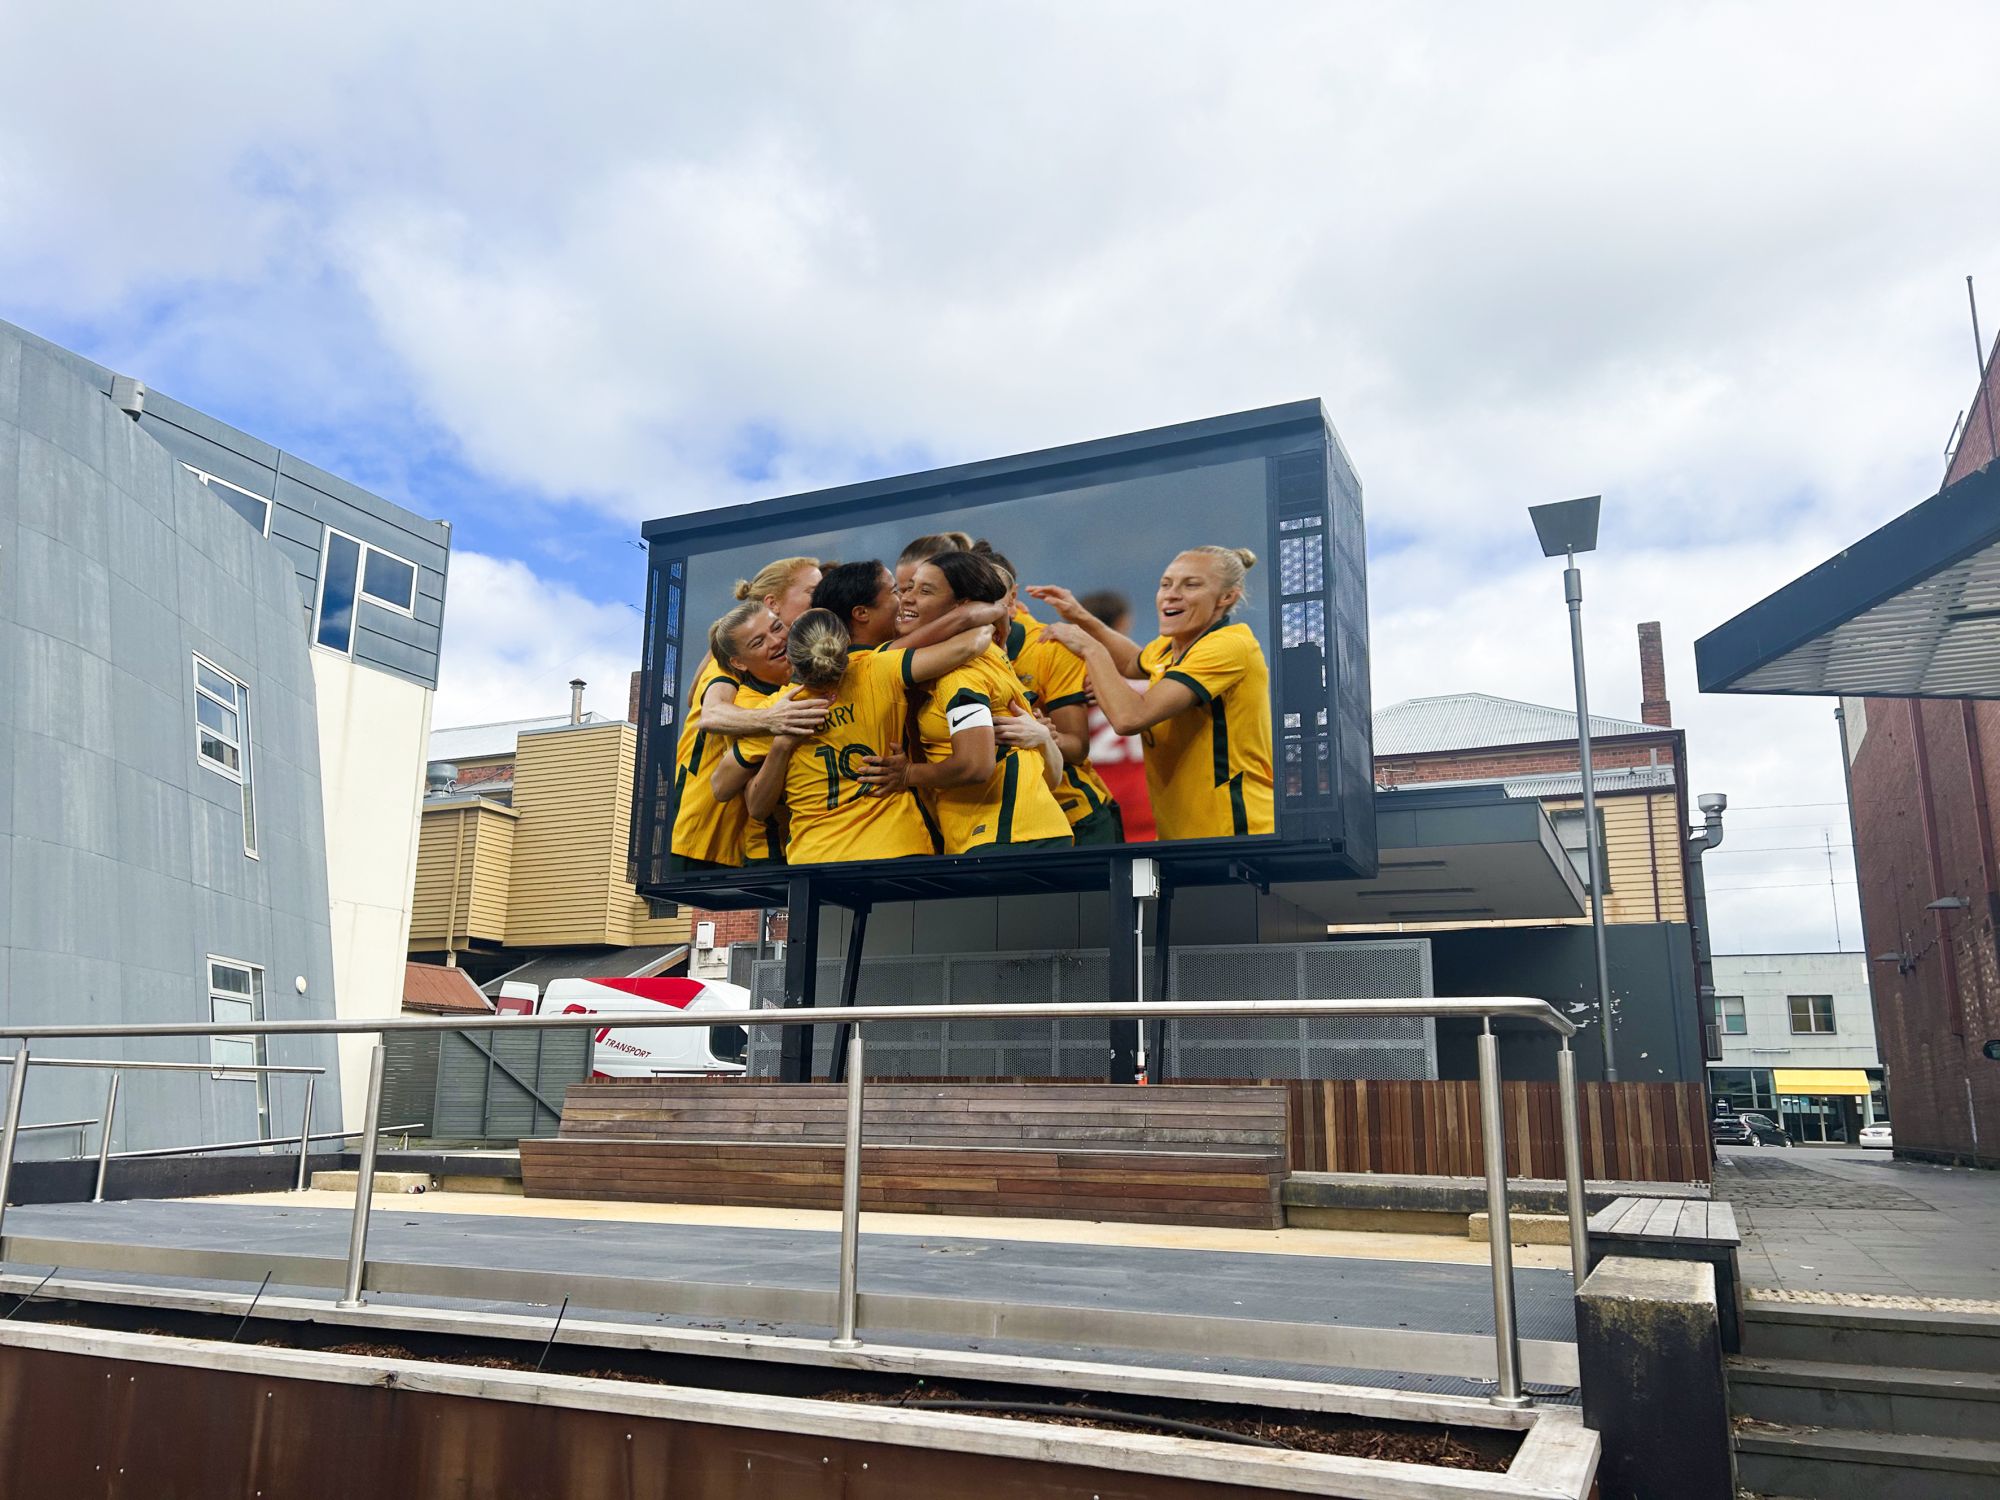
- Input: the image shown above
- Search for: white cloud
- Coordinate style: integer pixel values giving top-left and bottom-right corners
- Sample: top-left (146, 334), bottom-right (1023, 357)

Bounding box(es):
top-left (430, 552), bottom-right (641, 730)
top-left (2, 0), bottom-right (1983, 953)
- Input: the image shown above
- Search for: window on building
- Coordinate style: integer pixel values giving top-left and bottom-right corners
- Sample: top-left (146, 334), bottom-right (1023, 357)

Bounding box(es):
top-left (1550, 807), bottom-right (1612, 893)
top-left (1718, 995), bottom-right (1747, 1035)
top-left (193, 656), bottom-right (257, 857)
top-left (181, 463), bottom-right (272, 535)
top-left (1788, 994), bottom-right (1837, 1034)
top-left (315, 528), bottom-right (420, 653)
top-left (1709, 1068), bottom-right (1775, 1112)
top-left (208, 958), bottom-right (271, 1136)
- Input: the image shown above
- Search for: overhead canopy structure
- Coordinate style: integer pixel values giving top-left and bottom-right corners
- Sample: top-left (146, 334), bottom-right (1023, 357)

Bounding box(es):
top-left (1696, 461), bottom-right (2000, 698)
top-left (1286, 784), bottom-right (1588, 925)
top-left (1772, 1068), bottom-right (1873, 1097)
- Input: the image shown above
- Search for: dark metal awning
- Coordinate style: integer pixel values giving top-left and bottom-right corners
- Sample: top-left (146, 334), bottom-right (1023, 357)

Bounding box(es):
top-left (1696, 461), bottom-right (2000, 698)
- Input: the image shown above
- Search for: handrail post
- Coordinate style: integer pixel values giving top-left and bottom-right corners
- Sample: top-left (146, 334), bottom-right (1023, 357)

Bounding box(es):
top-left (92, 1072), bottom-right (121, 1203)
top-left (1478, 1023), bottom-right (1530, 1407)
top-left (294, 1077), bottom-right (317, 1193)
top-left (336, 1045), bottom-right (386, 1308)
top-left (831, 1025), bottom-right (865, 1349)
top-left (1557, 1038), bottom-right (1590, 1284)
top-left (0, 1048), bottom-right (28, 1245)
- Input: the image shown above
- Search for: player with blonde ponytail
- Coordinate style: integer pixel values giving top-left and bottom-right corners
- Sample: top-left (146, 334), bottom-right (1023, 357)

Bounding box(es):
top-left (1030, 545), bottom-right (1274, 840)
top-left (709, 569), bottom-right (1006, 865)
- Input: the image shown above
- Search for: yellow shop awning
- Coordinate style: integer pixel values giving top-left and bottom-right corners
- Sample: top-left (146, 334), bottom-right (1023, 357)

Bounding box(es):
top-left (1773, 1068), bottom-right (1872, 1097)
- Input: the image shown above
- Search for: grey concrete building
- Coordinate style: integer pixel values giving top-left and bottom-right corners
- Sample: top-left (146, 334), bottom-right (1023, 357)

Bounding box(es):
top-left (1, 322), bottom-right (343, 1152)
top-left (1, 318), bottom-right (453, 1149)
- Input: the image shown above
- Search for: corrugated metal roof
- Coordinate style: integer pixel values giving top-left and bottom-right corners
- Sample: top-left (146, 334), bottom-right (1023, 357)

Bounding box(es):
top-left (1372, 693), bottom-right (1667, 756)
top-left (1390, 765), bottom-right (1677, 799)
top-left (402, 962), bottom-right (493, 1014)
top-left (428, 712), bottom-right (617, 764)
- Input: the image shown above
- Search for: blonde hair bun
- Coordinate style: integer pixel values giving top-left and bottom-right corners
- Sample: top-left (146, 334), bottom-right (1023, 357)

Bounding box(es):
top-left (731, 580), bottom-right (754, 601)
top-left (1231, 547), bottom-right (1257, 571)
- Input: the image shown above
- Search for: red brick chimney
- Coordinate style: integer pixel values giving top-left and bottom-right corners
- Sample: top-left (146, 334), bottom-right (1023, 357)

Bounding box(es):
top-left (628, 669), bottom-right (643, 725)
top-left (1638, 622), bottom-right (1671, 726)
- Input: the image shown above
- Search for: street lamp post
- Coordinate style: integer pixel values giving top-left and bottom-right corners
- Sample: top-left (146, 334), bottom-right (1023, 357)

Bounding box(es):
top-left (1529, 496), bottom-right (1619, 1083)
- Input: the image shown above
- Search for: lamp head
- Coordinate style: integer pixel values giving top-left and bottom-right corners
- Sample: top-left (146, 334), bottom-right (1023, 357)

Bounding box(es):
top-left (1528, 495), bottom-right (1602, 558)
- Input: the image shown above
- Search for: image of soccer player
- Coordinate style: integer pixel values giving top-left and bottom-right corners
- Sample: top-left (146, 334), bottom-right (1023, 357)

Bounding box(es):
top-left (892, 531), bottom-right (974, 598)
top-left (666, 599), bottom-right (827, 870)
top-left (876, 550), bottom-right (1071, 854)
top-left (1032, 545), bottom-right (1274, 840)
top-left (732, 555), bottom-right (823, 626)
top-left (710, 603), bottom-right (994, 865)
top-left (970, 541), bottom-right (1123, 846)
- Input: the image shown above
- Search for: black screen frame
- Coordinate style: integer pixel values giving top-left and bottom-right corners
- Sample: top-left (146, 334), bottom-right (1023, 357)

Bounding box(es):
top-left (630, 400), bottom-right (1375, 910)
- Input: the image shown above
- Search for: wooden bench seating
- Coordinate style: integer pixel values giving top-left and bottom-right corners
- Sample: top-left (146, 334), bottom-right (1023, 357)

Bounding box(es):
top-left (518, 1082), bottom-right (1289, 1229)
top-left (1587, 1195), bottom-right (1743, 1351)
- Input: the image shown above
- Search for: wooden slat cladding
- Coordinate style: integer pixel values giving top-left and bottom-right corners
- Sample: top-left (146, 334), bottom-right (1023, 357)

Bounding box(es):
top-left (1276, 1079), bottom-right (1709, 1183)
top-left (408, 801), bottom-right (515, 946)
top-left (523, 1082), bottom-right (1288, 1228)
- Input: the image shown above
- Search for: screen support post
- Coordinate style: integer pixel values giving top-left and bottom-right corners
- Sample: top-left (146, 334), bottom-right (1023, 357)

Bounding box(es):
top-left (779, 876), bottom-right (822, 1083)
top-left (1108, 857), bottom-right (1162, 1084)
top-left (1149, 873), bottom-right (1174, 1082)
top-left (826, 900), bottom-right (872, 1085)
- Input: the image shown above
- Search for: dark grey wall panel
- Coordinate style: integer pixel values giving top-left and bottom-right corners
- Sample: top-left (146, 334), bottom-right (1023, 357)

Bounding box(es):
top-left (0, 318), bottom-right (451, 692)
top-left (1, 322), bottom-right (342, 1153)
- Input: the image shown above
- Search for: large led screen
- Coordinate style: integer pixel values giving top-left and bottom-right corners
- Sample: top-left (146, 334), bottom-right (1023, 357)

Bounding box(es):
top-left (632, 401), bottom-right (1373, 899)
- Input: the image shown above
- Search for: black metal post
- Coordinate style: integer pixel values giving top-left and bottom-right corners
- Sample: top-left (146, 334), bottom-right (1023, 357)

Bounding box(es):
top-left (1149, 879), bottom-right (1175, 1082)
top-left (779, 875), bottom-right (821, 1083)
top-left (1107, 859), bottom-right (1139, 1083)
top-left (827, 901), bottom-right (871, 1084)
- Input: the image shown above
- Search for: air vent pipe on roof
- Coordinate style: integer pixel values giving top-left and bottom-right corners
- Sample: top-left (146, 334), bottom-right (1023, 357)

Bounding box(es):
top-left (569, 678), bottom-right (587, 725)
top-left (426, 762), bottom-right (459, 796)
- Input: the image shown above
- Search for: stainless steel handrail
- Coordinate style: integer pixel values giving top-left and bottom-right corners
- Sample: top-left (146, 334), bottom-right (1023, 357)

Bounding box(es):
top-left (0, 995), bottom-right (1591, 1406)
top-left (108, 1123), bottom-right (427, 1162)
top-left (0, 1058), bottom-right (330, 1204)
top-left (15, 1120), bottom-right (95, 1134)
top-left (0, 995), bottom-right (1578, 1039)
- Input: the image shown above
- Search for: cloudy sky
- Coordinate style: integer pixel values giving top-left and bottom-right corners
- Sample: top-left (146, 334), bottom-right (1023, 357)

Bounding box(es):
top-left (6, 3), bottom-right (1995, 954)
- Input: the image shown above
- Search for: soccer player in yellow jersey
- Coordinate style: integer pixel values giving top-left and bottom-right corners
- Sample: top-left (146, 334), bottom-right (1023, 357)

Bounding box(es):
top-left (874, 550), bottom-right (1070, 854)
top-left (709, 563), bottom-right (1005, 864)
top-left (1032, 546), bottom-right (1275, 841)
top-left (972, 541), bottom-right (1123, 846)
top-left (667, 600), bottom-right (829, 871)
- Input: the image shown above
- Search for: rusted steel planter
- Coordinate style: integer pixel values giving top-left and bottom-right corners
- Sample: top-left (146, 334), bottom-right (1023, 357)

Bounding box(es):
top-left (0, 1288), bottom-right (1598, 1500)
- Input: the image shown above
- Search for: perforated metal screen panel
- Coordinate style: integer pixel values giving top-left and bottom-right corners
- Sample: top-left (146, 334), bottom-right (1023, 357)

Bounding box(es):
top-left (746, 939), bottom-right (1432, 1080)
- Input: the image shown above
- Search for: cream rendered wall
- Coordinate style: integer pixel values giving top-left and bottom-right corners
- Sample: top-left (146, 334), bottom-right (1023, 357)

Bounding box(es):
top-left (310, 652), bottom-right (434, 1127)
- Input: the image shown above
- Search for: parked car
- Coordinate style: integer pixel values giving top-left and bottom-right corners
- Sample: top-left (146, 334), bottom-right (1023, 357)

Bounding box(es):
top-left (1859, 1123), bottom-right (1894, 1149)
top-left (1713, 1113), bottom-right (1791, 1147)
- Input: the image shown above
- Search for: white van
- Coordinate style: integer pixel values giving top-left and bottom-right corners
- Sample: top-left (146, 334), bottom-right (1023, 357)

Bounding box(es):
top-left (497, 976), bottom-right (753, 1079)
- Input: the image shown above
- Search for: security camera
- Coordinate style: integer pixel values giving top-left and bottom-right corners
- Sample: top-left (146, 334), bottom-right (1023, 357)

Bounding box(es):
top-left (1697, 793), bottom-right (1727, 815)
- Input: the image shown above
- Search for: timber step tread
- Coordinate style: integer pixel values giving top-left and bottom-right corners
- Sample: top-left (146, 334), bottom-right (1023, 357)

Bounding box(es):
top-left (1728, 1356), bottom-right (2000, 1400)
top-left (1733, 1422), bottom-right (2000, 1474)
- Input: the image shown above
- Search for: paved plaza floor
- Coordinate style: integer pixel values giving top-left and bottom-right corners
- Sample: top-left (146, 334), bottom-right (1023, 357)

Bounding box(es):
top-left (0, 1193), bottom-right (1579, 1397)
top-left (1714, 1144), bottom-right (2000, 1303)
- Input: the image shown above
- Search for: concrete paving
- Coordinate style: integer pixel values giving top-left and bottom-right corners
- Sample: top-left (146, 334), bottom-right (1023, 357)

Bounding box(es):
top-left (1714, 1145), bottom-right (2000, 1302)
top-left (0, 1195), bottom-right (1579, 1398)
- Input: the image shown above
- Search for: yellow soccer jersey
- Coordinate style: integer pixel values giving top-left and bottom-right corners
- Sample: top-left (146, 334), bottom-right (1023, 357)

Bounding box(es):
top-left (916, 645), bottom-right (1071, 853)
top-left (1136, 621), bottom-right (1275, 840)
top-left (724, 684), bottom-right (784, 863)
top-left (670, 656), bottom-right (758, 865)
top-left (741, 647), bottom-right (935, 865)
top-left (1010, 628), bottom-right (1115, 827)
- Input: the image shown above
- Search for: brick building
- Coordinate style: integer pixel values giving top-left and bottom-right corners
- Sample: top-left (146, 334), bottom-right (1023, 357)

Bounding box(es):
top-left (1697, 329), bottom-right (2000, 1167)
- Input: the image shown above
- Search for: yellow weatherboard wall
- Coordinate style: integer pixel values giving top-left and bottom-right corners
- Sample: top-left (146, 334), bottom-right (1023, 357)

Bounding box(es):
top-left (410, 799), bottom-right (516, 949)
top-left (412, 720), bottom-right (689, 958)
top-left (501, 723), bottom-right (688, 950)
top-left (1541, 792), bottom-right (1687, 925)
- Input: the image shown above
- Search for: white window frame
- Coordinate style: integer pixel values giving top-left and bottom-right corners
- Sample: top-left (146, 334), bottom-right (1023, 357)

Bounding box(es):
top-left (181, 463), bottom-right (273, 537)
top-left (1718, 994), bottom-right (1747, 1036)
top-left (206, 956), bottom-right (265, 1081)
top-left (1788, 994), bottom-right (1837, 1035)
top-left (192, 654), bottom-right (258, 859)
top-left (312, 525), bottom-right (419, 658)
top-left (359, 544), bottom-right (419, 617)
